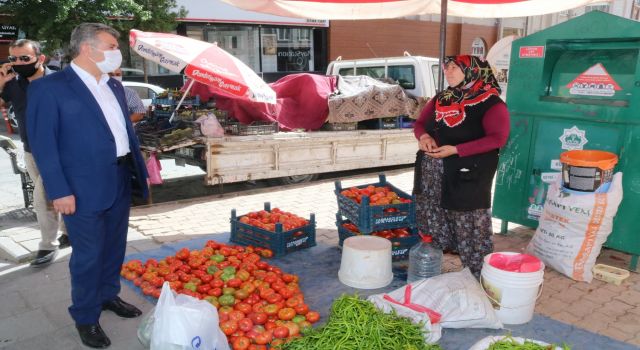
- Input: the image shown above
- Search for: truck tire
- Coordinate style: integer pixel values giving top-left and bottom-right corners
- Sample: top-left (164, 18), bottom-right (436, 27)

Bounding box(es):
top-left (273, 174), bottom-right (319, 185)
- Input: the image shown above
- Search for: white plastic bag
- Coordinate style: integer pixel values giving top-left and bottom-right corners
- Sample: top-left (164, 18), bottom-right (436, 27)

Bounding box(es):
top-left (368, 268), bottom-right (502, 344)
top-left (527, 173), bottom-right (623, 282)
top-left (469, 335), bottom-right (565, 350)
top-left (151, 283), bottom-right (230, 350)
top-left (196, 114), bottom-right (225, 137)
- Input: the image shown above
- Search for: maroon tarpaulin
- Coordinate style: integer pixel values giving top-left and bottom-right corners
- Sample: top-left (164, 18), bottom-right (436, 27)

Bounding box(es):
top-left (187, 73), bottom-right (337, 131)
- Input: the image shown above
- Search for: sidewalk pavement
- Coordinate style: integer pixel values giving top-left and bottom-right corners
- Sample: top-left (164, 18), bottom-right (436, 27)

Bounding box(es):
top-left (0, 168), bottom-right (638, 349)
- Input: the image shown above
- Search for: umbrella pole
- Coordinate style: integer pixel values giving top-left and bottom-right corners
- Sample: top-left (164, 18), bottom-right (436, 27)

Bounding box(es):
top-left (438, 0), bottom-right (448, 93)
top-left (169, 79), bottom-right (196, 123)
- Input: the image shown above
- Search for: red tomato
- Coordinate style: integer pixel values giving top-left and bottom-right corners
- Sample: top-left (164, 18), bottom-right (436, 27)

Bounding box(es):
top-left (229, 310), bottom-right (246, 322)
top-left (277, 307), bottom-right (295, 321)
top-left (265, 292), bottom-right (283, 304)
top-left (231, 336), bottom-right (250, 350)
top-left (220, 320), bottom-right (238, 336)
top-left (249, 312), bottom-right (268, 325)
top-left (248, 344), bottom-right (267, 350)
top-left (294, 303), bottom-right (309, 315)
top-left (253, 331), bottom-right (271, 345)
top-left (238, 318), bottom-right (254, 332)
top-left (283, 321), bottom-right (300, 337)
top-left (234, 302), bottom-right (252, 314)
top-left (305, 311), bottom-right (320, 323)
top-left (272, 326), bottom-right (289, 339)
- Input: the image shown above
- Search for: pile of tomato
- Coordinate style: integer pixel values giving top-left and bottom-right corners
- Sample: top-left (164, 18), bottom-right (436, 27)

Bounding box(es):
top-left (341, 222), bottom-right (412, 240)
top-left (238, 208), bottom-right (309, 232)
top-left (120, 240), bottom-right (319, 350)
top-left (340, 185), bottom-right (412, 206)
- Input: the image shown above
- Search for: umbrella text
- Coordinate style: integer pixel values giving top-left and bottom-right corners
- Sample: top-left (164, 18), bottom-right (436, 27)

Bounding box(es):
top-left (136, 44), bottom-right (181, 67)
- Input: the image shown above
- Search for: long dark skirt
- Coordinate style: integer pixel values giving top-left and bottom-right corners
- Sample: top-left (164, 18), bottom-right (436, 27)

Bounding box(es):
top-left (415, 155), bottom-right (494, 277)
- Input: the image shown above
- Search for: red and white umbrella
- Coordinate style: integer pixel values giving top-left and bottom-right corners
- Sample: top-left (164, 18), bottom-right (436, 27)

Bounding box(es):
top-left (129, 29), bottom-right (276, 107)
top-left (219, 0), bottom-right (609, 19)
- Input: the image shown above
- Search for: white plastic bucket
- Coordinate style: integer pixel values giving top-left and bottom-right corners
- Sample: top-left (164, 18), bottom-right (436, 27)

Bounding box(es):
top-left (338, 236), bottom-right (393, 289)
top-left (480, 252), bottom-right (545, 325)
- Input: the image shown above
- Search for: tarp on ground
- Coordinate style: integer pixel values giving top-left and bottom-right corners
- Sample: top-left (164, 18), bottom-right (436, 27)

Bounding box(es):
top-left (327, 75), bottom-right (423, 124)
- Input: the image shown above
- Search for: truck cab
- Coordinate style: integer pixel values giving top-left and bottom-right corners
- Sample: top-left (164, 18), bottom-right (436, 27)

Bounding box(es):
top-left (325, 55), bottom-right (441, 99)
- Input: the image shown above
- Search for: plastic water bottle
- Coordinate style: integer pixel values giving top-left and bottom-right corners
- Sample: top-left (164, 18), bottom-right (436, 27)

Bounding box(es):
top-left (407, 234), bottom-right (443, 283)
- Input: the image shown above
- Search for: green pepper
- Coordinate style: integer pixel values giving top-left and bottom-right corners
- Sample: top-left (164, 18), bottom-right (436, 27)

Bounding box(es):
top-left (183, 282), bottom-right (197, 292)
top-left (292, 315), bottom-right (306, 324)
top-left (218, 294), bottom-right (235, 306)
top-left (221, 272), bottom-right (235, 282)
top-left (210, 254), bottom-right (225, 262)
top-left (206, 265), bottom-right (219, 275)
top-left (223, 266), bottom-right (236, 274)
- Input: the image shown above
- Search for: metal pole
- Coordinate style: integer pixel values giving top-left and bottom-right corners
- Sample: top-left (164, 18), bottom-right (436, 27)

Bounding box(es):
top-left (438, 0), bottom-right (448, 92)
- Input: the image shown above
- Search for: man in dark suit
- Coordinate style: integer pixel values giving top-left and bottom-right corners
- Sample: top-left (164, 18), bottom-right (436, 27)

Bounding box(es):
top-left (27, 23), bottom-right (148, 349)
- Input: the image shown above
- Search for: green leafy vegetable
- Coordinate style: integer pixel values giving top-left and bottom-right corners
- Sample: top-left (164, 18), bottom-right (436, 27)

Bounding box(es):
top-left (487, 336), bottom-right (572, 350)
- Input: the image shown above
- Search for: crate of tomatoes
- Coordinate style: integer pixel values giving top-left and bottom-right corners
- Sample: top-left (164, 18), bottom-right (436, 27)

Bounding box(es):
top-left (336, 214), bottom-right (419, 261)
top-left (335, 174), bottom-right (416, 233)
top-left (230, 202), bottom-right (316, 257)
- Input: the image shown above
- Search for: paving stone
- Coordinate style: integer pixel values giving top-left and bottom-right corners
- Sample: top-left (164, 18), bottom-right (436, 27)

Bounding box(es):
top-left (0, 291), bottom-right (28, 319)
top-left (583, 285), bottom-right (620, 303)
top-left (602, 299), bottom-right (634, 317)
top-left (599, 326), bottom-right (634, 342)
top-left (0, 308), bottom-right (56, 345)
top-left (21, 278), bottom-right (71, 309)
top-left (565, 298), bottom-right (600, 318)
top-left (613, 289), bottom-right (640, 306)
top-left (0, 236), bottom-right (31, 262)
top-left (551, 311), bottom-right (581, 324)
top-left (611, 313), bottom-right (640, 334)
top-left (11, 229), bottom-right (41, 242)
top-left (19, 238), bottom-right (40, 252)
top-left (575, 311), bottom-right (611, 333)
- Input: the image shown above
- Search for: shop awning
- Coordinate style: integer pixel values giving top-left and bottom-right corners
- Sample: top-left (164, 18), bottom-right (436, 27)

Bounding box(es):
top-left (219, 0), bottom-right (611, 19)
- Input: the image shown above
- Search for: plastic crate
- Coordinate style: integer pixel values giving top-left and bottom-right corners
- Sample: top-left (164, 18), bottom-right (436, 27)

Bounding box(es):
top-left (321, 122), bottom-right (358, 131)
top-left (230, 202), bottom-right (316, 257)
top-left (358, 117), bottom-right (399, 130)
top-left (335, 173), bottom-right (416, 233)
top-left (336, 214), bottom-right (418, 261)
top-left (152, 95), bottom-right (200, 106)
top-left (398, 115), bottom-right (416, 129)
top-left (137, 121), bottom-right (200, 148)
top-left (225, 121), bottom-right (279, 136)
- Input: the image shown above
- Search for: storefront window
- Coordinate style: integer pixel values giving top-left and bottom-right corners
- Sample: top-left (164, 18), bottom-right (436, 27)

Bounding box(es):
top-left (261, 27), bottom-right (314, 73)
top-left (204, 25), bottom-right (260, 72)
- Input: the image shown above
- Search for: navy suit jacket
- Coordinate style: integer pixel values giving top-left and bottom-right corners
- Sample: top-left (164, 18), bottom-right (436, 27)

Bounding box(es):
top-left (26, 66), bottom-right (148, 214)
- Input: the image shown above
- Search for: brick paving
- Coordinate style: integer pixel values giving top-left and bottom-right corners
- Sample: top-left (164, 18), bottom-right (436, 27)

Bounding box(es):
top-left (129, 168), bottom-right (640, 347)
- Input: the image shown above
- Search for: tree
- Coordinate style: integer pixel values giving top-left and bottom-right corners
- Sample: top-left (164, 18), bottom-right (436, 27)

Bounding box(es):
top-left (0, 0), bottom-right (187, 55)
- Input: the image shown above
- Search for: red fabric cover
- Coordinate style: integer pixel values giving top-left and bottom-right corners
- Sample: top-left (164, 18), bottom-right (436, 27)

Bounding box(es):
top-left (184, 74), bottom-right (337, 131)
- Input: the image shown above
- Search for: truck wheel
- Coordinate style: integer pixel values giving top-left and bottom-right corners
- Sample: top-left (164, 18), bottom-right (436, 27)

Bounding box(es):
top-left (274, 174), bottom-right (319, 185)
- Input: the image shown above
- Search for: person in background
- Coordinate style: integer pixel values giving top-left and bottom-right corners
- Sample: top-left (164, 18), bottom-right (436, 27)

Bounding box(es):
top-left (108, 68), bottom-right (146, 123)
top-left (413, 55), bottom-right (510, 278)
top-left (0, 39), bottom-right (69, 267)
top-left (27, 23), bottom-right (148, 348)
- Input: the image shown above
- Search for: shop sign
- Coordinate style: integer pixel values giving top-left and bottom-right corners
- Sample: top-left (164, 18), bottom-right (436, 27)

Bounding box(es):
top-left (566, 63), bottom-right (621, 97)
top-left (519, 46), bottom-right (544, 58)
top-left (277, 47), bottom-right (310, 71)
top-left (0, 24), bottom-right (18, 41)
top-left (559, 125), bottom-right (588, 151)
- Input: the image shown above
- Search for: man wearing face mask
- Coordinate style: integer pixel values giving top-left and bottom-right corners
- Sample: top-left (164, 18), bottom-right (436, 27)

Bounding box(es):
top-left (26, 23), bottom-right (148, 348)
top-left (108, 68), bottom-right (146, 123)
top-left (0, 39), bottom-right (70, 267)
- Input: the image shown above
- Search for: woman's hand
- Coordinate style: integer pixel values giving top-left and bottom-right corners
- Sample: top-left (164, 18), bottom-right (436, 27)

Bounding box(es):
top-left (427, 145), bottom-right (458, 158)
top-left (418, 134), bottom-right (438, 153)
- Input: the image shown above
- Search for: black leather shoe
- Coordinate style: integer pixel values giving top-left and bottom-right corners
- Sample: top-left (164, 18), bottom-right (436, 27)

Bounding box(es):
top-left (29, 250), bottom-right (57, 268)
top-left (76, 323), bottom-right (111, 348)
top-left (102, 297), bottom-right (142, 318)
top-left (58, 234), bottom-right (71, 249)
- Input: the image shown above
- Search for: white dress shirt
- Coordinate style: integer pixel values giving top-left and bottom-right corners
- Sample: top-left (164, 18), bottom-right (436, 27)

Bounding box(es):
top-left (71, 62), bottom-right (130, 156)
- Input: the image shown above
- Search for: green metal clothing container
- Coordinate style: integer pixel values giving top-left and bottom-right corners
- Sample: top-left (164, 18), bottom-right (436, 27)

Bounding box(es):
top-left (492, 11), bottom-right (640, 270)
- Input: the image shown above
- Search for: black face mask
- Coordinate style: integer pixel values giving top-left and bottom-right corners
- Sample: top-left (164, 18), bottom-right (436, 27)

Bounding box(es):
top-left (12, 61), bottom-right (39, 78)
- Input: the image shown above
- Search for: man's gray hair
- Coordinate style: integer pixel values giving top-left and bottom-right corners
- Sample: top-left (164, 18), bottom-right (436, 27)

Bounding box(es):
top-left (9, 39), bottom-right (42, 56)
top-left (68, 23), bottom-right (120, 58)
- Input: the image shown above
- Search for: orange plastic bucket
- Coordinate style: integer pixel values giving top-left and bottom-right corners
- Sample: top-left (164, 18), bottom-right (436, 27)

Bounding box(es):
top-left (560, 150), bottom-right (618, 192)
